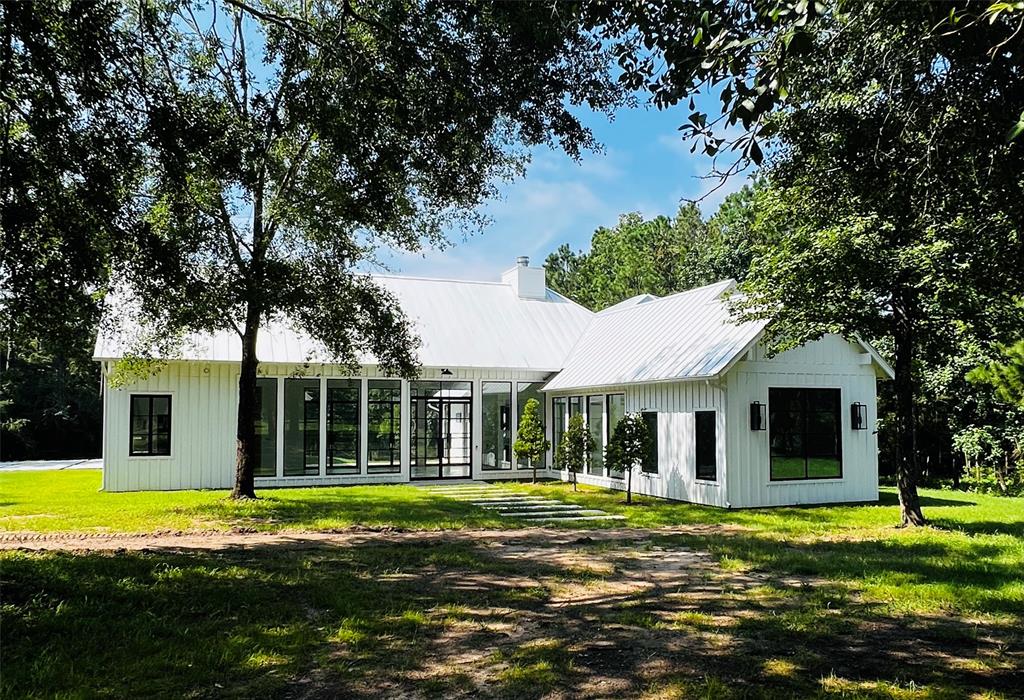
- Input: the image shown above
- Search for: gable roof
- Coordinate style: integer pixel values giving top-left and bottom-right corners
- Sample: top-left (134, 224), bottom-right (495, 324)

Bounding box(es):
top-left (93, 274), bottom-right (595, 371)
top-left (542, 280), bottom-right (768, 392)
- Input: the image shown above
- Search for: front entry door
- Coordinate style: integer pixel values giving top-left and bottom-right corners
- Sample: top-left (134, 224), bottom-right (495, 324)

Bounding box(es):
top-left (411, 381), bottom-right (472, 479)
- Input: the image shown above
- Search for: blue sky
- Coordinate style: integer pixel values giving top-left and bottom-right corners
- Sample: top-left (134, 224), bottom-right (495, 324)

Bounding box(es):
top-left (379, 101), bottom-right (748, 281)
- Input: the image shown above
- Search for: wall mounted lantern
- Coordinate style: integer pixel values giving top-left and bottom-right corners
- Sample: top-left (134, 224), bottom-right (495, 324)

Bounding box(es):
top-left (851, 402), bottom-right (867, 430)
top-left (440, 368), bottom-right (453, 376)
top-left (750, 401), bottom-right (766, 431)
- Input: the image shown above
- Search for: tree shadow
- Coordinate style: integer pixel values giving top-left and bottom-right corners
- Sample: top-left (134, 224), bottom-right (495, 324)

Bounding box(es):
top-left (3, 529), bottom-right (1022, 698)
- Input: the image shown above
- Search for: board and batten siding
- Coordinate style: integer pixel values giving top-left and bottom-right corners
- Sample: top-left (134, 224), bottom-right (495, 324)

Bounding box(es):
top-left (101, 360), bottom-right (554, 491)
top-left (725, 335), bottom-right (881, 508)
top-left (549, 379), bottom-right (729, 507)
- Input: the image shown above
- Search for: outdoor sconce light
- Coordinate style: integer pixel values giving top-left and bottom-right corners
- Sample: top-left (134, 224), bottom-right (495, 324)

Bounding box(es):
top-left (851, 402), bottom-right (867, 430)
top-left (440, 368), bottom-right (453, 376)
top-left (750, 401), bottom-right (766, 431)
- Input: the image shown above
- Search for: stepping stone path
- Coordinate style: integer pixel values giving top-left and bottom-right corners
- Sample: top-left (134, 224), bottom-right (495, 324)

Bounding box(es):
top-left (419, 483), bottom-right (625, 523)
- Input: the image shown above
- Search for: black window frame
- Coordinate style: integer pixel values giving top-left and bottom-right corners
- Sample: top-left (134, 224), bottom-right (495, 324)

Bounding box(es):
top-left (326, 379), bottom-right (361, 475)
top-left (606, 394), bottom-right (626, 479)
top-left (367, 380), bottom-right (401, 474)
top-left (694, 410), bottom-right (717, 482)
top-left (641, 411), bottom-right (659, 474)
top-left (253, 378), bottom-right (278, 477)
top-left (481, 381), bottom-right (513, 471)
top-left (129, 394), bottom-right (172, 457)
top-left (768, 387), bottom-right (843, 481)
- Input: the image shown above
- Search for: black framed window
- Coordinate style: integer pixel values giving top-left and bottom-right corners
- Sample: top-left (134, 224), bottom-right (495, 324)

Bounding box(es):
top-left (586, 395), bottom-right (604, 475)
top-left (367, 380), bottom-right (401, 474)
top-left (568, 396), bottom-right (583, 418)
top-left (769, 388), bottom-right (842, 480)
top-left (327, 379), bottom-right (360, 475)
top-left (516, 382), bottom-right (546, 469)
top-left (129, 395), bottom-right (171, 456)
top-left (641, 411), bottom-right (658, 474)
top-left (254, 378), bottom-right (277, 477)
top-left (606, 394), bottom-right (626, 478)
top-left (482, 382), bottom-right (512, 471)
top-left (552, 397), bottom-right (567, 460)
top-left (284, 379), bottom-right (320, 476)
top-left (695, 411), bottom-right (717, 481)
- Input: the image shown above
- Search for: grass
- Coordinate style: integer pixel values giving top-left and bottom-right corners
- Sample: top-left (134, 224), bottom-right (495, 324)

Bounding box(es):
top-left (0, 469), bottom-right (511, 532)
top-left (2, 471), bottom-right (1023, 697)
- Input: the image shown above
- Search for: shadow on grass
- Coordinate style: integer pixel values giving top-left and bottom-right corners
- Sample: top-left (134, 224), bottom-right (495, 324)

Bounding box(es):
top-left (3, 529), bottom-right (1022, 699)
top-left (174, 486), bottom-right (513, 531)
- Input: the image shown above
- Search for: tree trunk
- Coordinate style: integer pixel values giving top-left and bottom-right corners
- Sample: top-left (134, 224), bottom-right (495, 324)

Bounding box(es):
top-left (893, 294), bottom-right (926, 526)
top-left (626, 467), bottom-right (632, 504)
top-left (232, 310), bottom-right (261, 499)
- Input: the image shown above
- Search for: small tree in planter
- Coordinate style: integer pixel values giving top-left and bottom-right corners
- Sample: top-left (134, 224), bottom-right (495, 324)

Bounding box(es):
top-left (513, 398), bottom-right (550, 484)
top-left (605, 412), bottom-right (650, 504)
top-left (556, 413), bottom-right (593, 491)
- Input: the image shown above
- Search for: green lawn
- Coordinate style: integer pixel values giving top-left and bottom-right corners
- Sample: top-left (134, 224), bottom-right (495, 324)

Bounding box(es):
top-left (2, 471), bottom-right (1023, 698)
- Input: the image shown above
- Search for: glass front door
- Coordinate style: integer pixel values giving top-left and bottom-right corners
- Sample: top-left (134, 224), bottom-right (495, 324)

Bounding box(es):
top-left (410, 381), bottom-right (472, 479)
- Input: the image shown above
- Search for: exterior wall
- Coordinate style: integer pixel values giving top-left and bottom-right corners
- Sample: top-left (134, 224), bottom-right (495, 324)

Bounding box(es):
top-left (101, 361), bottom-right (554, 492)
top-left (547, 379), bottom-right (729, 507)
top-left (725, 335), bottom-right (881, 508)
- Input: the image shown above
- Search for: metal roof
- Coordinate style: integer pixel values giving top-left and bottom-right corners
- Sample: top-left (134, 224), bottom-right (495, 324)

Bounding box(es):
top-left (93, 274), bottom-right (595, 371)
top-left (542, 280), bottom-right (769, 392)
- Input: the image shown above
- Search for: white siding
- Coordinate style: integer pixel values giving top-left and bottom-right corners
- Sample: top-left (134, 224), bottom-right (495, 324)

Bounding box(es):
top-left (548, 379), bottom-right (729, 507)
top-left (101, 361), bottom-right (554, 491)
top-left (725, 335), bottom-right (880, 508)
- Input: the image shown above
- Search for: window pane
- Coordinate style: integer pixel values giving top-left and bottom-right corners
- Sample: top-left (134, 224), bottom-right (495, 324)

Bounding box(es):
top-left (284, 379), bottom-right (320, 476)
top-left (368, 380), bottom-right (400, 474)
top-left (326, 380), bottom-right (360, 475)
top-left (695, 411), bottom-right (717, 481)
top-left (769, 387), bottom-right (842, 480)
top-left (771, 457), bottom-right (807, 480)
top-left (569, 396), bottom-right (582, 417)
top-left (587, 396), bottom-right (604, 475)
top-left (254, 378), bottom-right (278, 477)
top-left (130, 395), bottom-right (171, 456)
top-left (552, 397), bottom-right (567, 467)
top-left (606, 394), bottom-right (625, 477)
top-left (516, 382), bottom-right (546, 469)
top-left (642, 411), bottom-right (658, 473)
top-left (482, 382), bottom-right (512, 471)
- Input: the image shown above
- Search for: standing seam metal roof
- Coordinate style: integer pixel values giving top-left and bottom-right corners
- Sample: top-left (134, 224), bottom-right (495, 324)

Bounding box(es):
top-left (93, 273), bottom-right (596, 371)
top-left (542, 280), bottom-right (769, 392)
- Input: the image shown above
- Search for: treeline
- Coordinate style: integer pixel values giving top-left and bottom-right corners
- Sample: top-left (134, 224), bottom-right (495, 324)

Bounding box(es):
top-left (545, 185), bottom-right (1024, 496)
top-left (546, 188), bottom-right (759, 310)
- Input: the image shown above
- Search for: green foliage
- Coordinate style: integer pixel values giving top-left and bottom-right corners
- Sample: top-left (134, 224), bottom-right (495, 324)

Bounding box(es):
top-left (512, 398), bottom-right (549, 468)
top-left (604, 412), bottom-right (649, 477)
top-left (969, 340), bottom-right (1024, 408)
top-left (544, 192), bottom-right (760, 311)
top-left (556, 413), bottom-right (593, 473)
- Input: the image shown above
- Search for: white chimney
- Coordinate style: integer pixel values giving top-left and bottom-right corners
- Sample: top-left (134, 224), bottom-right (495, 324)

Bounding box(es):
top-left (501, 255), bottom-right (547, 300)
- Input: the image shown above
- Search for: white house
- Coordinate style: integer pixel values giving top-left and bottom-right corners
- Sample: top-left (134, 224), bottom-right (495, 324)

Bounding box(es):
top-left (94, 257), bottom-right (893, 507)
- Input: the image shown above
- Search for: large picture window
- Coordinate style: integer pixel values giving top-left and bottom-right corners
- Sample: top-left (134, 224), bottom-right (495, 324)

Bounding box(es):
top-left (482, 382), bottom-right (512, 471)
top-left (695, 410), bottom-right (717, 481)
top-left (254, 378), bottom-right (277, 477)
top-left (769, 388), bottom-right (842, 480)
top-left (517, 382), bottom-right (546, 469)
top-left (129, 395), bottom-right (171, 456)
top-left (327, 379), bottom-right (360, 475)
top-left (284, 379), bottom-right (320, 476)
top-left (587, 395), bottom-right (604, 476)
top-left (367, 380), bottom-right (401, 474)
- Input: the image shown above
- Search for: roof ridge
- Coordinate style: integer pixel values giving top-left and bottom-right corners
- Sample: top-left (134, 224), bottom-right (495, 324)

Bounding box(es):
top-left (594, 279), bottom-right (735, 318)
